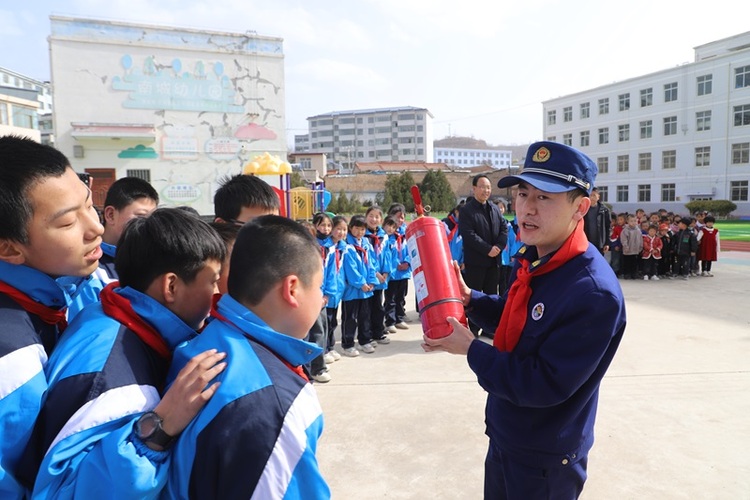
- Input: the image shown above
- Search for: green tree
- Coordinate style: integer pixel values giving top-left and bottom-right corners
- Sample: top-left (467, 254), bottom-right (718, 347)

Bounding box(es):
top-left (419, 169), bottom-right (455, 212)
top-left (685, 199), bottom-right (737, 217)
top-left (290, 171), bottom-right (306, 188)
top-left (378, 171), bottom-right (416, 212)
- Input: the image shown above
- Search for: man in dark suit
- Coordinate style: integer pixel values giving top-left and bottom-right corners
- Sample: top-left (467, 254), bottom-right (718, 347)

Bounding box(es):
top-left (583, 187), bottom-right (611, 254)
top-left (459, 174), bottom-right (508, 337)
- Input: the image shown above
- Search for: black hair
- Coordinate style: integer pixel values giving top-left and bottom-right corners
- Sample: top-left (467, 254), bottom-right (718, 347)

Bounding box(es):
top-left (0, 135), bottom-right (70, 243)
top-left (331, 215), bottom-right (348, 229)
top-left (472, 174), bottom-right (490, 186)
top-left (704, 215), bottom-right (716, 223)
top-left (383, 216), bottom-right (397, 228)
top-left (213, 174), bottom-right (279, 221)
top-left (175, 205), bottom-right (201, 218)
top-left (103, 177), bottom-right (159, 211)
top-left (365, 205), bottom-right (383, 217)
top-left (208, 221), bottom-right (241, 249)
top-left (567, 188), bottom-right (588, 202)
top-left (312, 212), bottom-right (332, 226)
top-left (116, 208), bottom-right (226, 292)
top-left (679, 217), bottom-right (691, 226)
top-left (228, 215), bottom-right (320, 306)
top-left (348, 214), bottom-right (367, 230)
top-left (387, 203), bottom-right (406, 217)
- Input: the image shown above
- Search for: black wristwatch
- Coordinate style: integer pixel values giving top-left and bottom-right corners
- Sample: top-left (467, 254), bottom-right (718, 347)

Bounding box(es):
top-left (134, 411), bottom-right (176, 449)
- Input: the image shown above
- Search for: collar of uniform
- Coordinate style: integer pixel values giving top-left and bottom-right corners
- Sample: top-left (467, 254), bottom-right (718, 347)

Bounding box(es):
top-left (101, 242), bottom-right (117, 258)
top-left (0, 260), bottom-right (71, 309)
top-left (115, 286), bottom-right (196, 351)
top-left (216, 294), bottom-right (322, 366)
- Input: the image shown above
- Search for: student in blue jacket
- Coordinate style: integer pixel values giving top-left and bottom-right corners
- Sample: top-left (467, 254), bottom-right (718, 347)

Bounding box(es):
top-left (364, 206), bottom-right (393, 344)
top-left (20, 208), bottom-right (227, 499)
top-left (0, 136), bottom-right (105, 499)
top-left (323, 216), bottom-right (348, 362)
top-left (384, 203), bottom-right (412, 332)
top-left (163, 215), bottom-right (330, 499)
top-left (423, 142), bottom-right (626, 499)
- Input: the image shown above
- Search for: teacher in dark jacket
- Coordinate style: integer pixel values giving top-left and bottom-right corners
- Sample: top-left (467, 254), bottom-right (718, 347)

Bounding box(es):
top-left (459, 174), bottom-right (508, 336)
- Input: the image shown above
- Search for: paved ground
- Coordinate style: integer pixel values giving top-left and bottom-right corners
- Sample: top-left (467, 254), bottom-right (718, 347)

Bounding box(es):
top-left (314, 251), bottom-right (750, 499)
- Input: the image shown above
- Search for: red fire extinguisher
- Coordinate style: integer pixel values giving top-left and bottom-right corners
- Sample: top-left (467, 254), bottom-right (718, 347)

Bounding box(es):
top-left (406, 186), bottom-right (467, 339)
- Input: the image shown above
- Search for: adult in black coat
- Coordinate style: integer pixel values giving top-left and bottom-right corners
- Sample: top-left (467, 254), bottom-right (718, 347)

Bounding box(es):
top-left (583, 187), bottom-right (611, 254)
top-left (459, 175), bottom-right (508, 336)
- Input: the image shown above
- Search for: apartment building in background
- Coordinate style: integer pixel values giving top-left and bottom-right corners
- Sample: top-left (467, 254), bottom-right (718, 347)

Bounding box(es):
top-left (0, 67), bottom-right (52, 143)
top-left (306, 106), bottom-right (433, 171)
top-left (543, 31), bottom-right (750, 217)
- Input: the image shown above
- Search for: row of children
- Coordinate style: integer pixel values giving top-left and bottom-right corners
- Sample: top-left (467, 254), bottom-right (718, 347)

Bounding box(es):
top-left (610, 210), bottom-right (720, 281)
top-left (0, 136), bottom-right (331, 498)
top-left (301, 204), bottom-right (412, 383)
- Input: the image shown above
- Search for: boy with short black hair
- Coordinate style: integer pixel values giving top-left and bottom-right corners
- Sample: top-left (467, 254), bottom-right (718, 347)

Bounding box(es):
top-left (674, 217), bottom-right (698, 280)
top-left (213, 174), bottom-right (280, 224)
top-left (0, 135), bottom-right (104, 497)
top-left (384, 203), bottom-right (412, 332)
top-left (20, 208), bottom-right (227, 497)
top-left (163, 215), bottom-right (330, 499)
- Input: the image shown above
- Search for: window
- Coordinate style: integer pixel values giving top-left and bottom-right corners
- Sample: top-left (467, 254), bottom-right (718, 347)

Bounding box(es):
top-left (734, 104), bottom-right (750, 127)
top-left (617, 185), bottom-right (629, 202)
top-left (598, 186), bottom-right (609, 202)
top-left (640, 88), bottom-right (653, 107)
top-left (638, 184), bottom-right (651, 202)
top-left (638, 153), bottom-right (652, 171)
top-left (580, 130), bottom-right (590, 147)
top-left (126, 169), bottom-right (151, 182)
top-left (11, 105), bottom-right (36, 128)
top-left (697, 74), bottom-right (712, 96)
top-left (696, 111), bottom-right (712, 131)
top-left (695, 146), bottom-right (711, 167)
top-left (597, 157), bottom-right (609, 174)
top-left (661, 183), bottom-right (676, 202)
top-left (547, 136), bottom-right (556, 142)
top-left (398, 125), bottom-right (415, 132)
top-left (339, 117), bottom-right (355, 124)
top-left (0, 104), bottom-right (7, 125)
top-left (662, 150), bottom-right (676, 169)
top-left (598, 127), bottom-right (609, 145)
top-left (318, 119), bottom-right (333, 126)
top-left (376, 115), bottom-right (390, 122)
top-left (618, 124), bottom-right (630, 142)
top-left (563, 107), bottom-right (572, 122)
top-left (732, 142), bottom-right (750, 164)
top-left (664, 82), bottom-right (678, 102)
top-left (547, 110), bottom-right (557, 125)
top-left (618, 93), bottom-right (630, 111)
top-left (580, 102), bottom-right (590, 119)
top-left (598, 98), bottom-right (609, 115)
top-left (735, 65), bottom-right (750, 89)
top-left (617, 155), bottom-right (629, 172)
top-left (397, 113), bottom-right (415, 120)
top-left (730, 180), bottom-right (749, 201)
top-left (563, 133), bottom-right (572, 146)
top-left (640, 120), bottom-right (652, 139)
top-left (663, 116), bottom-right (677, 136)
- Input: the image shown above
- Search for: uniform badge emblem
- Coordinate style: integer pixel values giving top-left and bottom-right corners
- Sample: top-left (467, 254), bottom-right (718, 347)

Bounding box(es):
top-left (531, 302), bottom-right (544, 321)
top-left (532, 147), bottom-right (551, 163)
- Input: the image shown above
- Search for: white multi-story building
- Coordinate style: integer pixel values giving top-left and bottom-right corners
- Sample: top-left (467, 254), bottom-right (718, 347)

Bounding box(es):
top-left (50, 16), bottom-right (286, 215)
top-left (434, 146), bottom-right (512, 169)
top-left (0, 67), bottom-right (53, 144)
top-left (0, 86), bottom-right (41, 141)
top-left (306, 106), bottom-right (433, 169)
top-left (543, 31), bottom-right (750, 217)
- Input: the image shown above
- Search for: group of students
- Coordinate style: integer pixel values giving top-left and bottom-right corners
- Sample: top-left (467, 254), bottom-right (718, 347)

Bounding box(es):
top-left (0, 136), bottom-right (331, 498)
top-left (300, 204), bottom-right (412, 383)
top-left (609, 208), bottom-right (720, 281)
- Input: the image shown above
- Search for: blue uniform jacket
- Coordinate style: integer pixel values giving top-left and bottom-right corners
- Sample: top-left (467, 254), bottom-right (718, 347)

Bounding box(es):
top-left (364, 227), bottom-right (392, 291)
top-left (0, 262), bottom-right (70, 499)
top-left (59, 243), bottom-right (118, 321)
top-left (322, 241), bottom-right (346, 308)
top-left (500, 219), bottom-right (523, 267)
top-left (342, 234), bottom-right (375, 301)
top-left (388, 226), bottom-right (412, 281)
top-left (443, 219), bottom-right (464, 266)
top-left (22, 286), bottom-right (195, 499)
top-left (465, 244), bottom-right (626, 467)
top-left (162, 294), bottom-right (329, 499)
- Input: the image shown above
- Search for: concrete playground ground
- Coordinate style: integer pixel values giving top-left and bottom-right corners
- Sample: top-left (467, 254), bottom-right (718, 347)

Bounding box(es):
top-left (314, 251), bottom-right (750, 499)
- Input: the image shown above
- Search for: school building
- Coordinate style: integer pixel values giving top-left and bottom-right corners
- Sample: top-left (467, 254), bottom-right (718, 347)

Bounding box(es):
top-left (542, 31), bottom-right (750, 217)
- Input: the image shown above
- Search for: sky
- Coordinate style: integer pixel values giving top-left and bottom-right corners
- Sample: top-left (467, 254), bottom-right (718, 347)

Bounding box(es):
top-left (2, 0), bottom-right (749, 147)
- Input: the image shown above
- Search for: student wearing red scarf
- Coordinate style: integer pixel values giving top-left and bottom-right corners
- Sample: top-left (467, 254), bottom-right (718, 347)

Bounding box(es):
top-left (423, 142), bottom-right (626, 499)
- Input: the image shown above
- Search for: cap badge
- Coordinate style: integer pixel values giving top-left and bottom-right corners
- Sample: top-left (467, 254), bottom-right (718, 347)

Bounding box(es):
top-left (532, 147), bottom-right (551, 163)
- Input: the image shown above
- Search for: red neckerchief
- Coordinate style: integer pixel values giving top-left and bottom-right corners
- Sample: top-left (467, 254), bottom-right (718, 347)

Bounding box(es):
top-left (320, 246), bottom-right (327, 262)
top-left (0, 280), bottom-right (68, 332)
top-left (365, 231), bottom-right (381, 255)
top-left (100, 282), bottom-right (171, 360)
top-left (395, 233), bottom-right (404, 253)
top-left (493, 220), bottom-right (589, 352)
top-left (446, 215), bottom-right (459, 242)
top-left (209, 300), bottom-right (309, 382)
top-left (353, 244), bottom-right (369, 265)
top-left (334, 246), bottom-right (342, 271)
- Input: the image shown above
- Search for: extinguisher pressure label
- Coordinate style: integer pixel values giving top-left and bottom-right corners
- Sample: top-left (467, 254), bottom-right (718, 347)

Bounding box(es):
top-left (406, 235), bottom-right (422, 270)
top-left (413, 271), bottom-right (429, 304)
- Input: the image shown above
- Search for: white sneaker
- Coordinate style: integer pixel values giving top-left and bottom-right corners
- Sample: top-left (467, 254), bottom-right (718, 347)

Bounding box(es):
top-left (706, 272), bottom-right (714, 277)
top-left (375, 336), bottom-right (391, 345)
top-left (643, 275), bottom-right (649, 281)
top-left (312, 372), bottom-right (331, 383)
top-left (323, 352), bottom-right (335, 364)
top-left (330, 350), bottom-right (341, 361)
top-left (343, 347), bottom-right (360, 357)
top-left (395, 322), bottom-right (409, 330)
top-left (360, 343), bottom-right (376, 354)
top-left (386, 325), bottom-right (397, 334)
top-left (651, 275), bottom-right (660, 281)
top-left (701, 271), bottom-right (708, 277)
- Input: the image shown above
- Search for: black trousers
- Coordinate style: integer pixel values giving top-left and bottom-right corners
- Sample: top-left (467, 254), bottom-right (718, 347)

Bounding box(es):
top-left (368, 289), bottom-right (386, 339)
top-left (341, 298), bottom-right (371, 349)
top-left (384, 279), bottom-right (408, 326)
